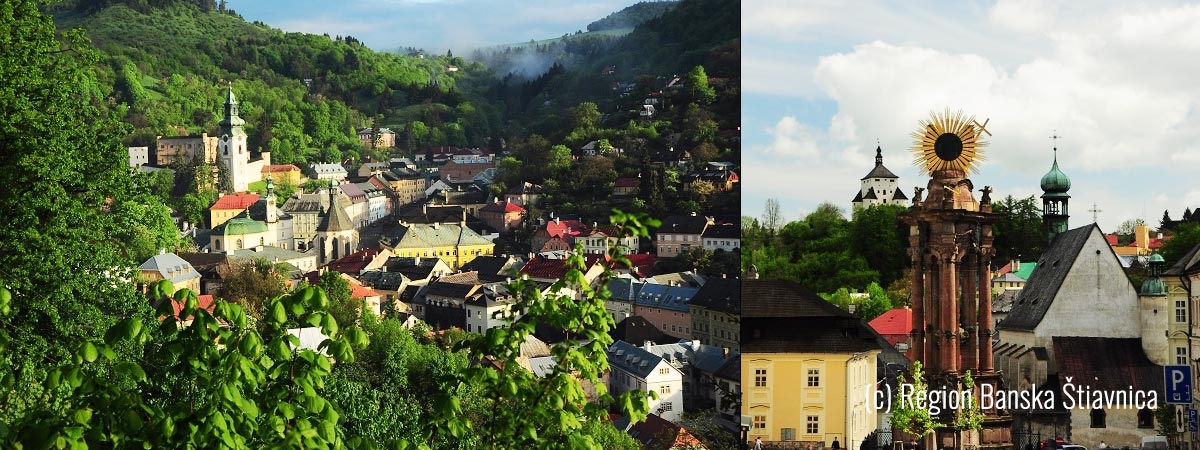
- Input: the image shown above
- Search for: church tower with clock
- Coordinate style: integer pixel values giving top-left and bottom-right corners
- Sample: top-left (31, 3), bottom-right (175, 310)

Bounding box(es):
top-left (217, 83), bottom-right (269, 193)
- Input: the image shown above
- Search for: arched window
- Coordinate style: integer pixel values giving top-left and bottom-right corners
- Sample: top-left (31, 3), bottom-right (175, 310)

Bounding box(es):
top-left (214, 239), bottom-right (221, 250)
top-left (1091, 409), bottom-right (1106, 428)
top-left (236, 239), bottom-right (243, 250)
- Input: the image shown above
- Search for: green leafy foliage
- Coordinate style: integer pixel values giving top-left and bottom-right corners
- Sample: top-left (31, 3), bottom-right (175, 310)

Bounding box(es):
top-left (423, 210), bottom-right (656, 449)
top-left (954, 371), bottom-right (983, 432)
top-left (742, 202), bottom-right (883, 293)
top-left (891, 361), bottom-right (938, 438)
top-left (5, 282), bottom-right (368, 448)
top-left (0, 0), bottom-right (155, 424)
top-left (1161, 222), bottom-right (1200, 269)
top-left (991, 195), bottom-right (1044, 265)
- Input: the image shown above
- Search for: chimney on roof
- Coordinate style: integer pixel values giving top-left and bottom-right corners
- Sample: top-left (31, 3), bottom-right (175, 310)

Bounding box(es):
top-left (1012, 260), bottom-right (1019, 271)
top-left (555, 217), bottom-right (561, 225)
top-left (644, 341), bottom-right (654, 350)
top-left (722, 347), bottom-right (729, 357)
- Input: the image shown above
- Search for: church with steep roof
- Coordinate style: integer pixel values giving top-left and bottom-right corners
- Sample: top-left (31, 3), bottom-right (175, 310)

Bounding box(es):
top-left (851, 146), bottom-right (908, 209)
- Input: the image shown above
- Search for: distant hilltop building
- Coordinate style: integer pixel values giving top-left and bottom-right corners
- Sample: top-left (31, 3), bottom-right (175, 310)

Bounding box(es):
top-left (851, 146), bottom-right (908, 209)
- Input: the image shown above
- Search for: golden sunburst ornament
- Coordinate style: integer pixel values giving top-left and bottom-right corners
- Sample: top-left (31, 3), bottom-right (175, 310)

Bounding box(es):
top-left (911, 109), bottom-right (989, 176)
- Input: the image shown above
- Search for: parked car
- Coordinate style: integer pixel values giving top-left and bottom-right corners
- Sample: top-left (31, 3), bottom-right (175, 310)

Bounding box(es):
top-left (1141, 436), bottom-right (1168, 450)
top-left (1062, 444), bottom-right (1088, 450)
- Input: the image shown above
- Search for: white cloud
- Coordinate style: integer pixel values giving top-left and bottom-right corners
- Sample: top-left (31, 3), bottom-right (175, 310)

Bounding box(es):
top-left (743, 1), bottom-right (1200, 232)
top-left (989, 0), bottom-right (1057, 34)
top-left (762, 116), bottom-right (821, 158)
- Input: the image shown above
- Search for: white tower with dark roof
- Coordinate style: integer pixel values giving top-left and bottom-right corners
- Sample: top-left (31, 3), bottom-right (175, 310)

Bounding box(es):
top-left (218, 84), bottom-right (252, 192)
top-left (852, 146), bottom-right (909, 209)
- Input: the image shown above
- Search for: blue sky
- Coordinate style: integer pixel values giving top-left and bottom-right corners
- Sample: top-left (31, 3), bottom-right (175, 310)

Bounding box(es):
top-left (228, 0), bottom-right (640, 53)
top-left (743, 0), bottom-right (1200, 233)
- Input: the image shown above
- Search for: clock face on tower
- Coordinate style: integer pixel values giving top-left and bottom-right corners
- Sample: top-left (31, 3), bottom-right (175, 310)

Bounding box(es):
top-left (911, 109), bottom-right (988, 175)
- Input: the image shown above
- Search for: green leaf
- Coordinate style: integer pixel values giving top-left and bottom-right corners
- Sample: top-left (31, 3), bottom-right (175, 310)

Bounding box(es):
top-left (71, 409), bottom-right (92, 425)
top-left (80, 342), bottom-right (98, 363)
top-left (271, 300), bottom-right (287, 324)
top-left (115, 362), bottom-right (146, 381)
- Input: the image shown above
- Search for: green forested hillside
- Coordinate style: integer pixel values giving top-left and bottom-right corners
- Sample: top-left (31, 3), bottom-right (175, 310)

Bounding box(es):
top-left (52, 0), bottom-right (501, 166)
top-left (586, 1), bottom-right (678, 31)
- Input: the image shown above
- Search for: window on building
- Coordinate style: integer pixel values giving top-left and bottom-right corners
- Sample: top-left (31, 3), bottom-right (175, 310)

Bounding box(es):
top-left (661, 402), bottom-right (672, 412)
top-left (807, 369), bottom-right (821, 387)
top-left (806, 416), bottom-right (819, 434)
top-left (660, 368), bottom-right (670, 375)
top-left (1178, 347), bottom-right (1189, 365)
top-left (754, 369), bottom-right (767, 387)
top-left (660, 385), bottom-right (671, 394)
top-left (1177, 300), bottom-right (1187, 323)
top-left (1138, 407), bottom-right (1154, 428)
top-left (782, 428), bottom-right (796, 441)
top-left (236, 239), bottom-right (243, 250)
top-left (753, 416), bottom-right (766, 429)
top-left (1091, 409), bottom-right (1106, 428)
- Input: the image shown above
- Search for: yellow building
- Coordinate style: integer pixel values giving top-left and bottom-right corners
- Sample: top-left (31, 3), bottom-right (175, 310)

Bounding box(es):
top-left (380, 222), bottom-right (494, 270)
top-left (743, 279), bottom-right (886, 449)
top-left (261, 164), bottom-right (303, 186)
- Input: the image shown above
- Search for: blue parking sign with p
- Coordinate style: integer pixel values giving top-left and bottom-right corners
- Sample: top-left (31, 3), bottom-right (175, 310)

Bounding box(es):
top-left (1188, 408), bottom-right (1197, 433)
top-left (1165, 365), bottom-right (1192, 405)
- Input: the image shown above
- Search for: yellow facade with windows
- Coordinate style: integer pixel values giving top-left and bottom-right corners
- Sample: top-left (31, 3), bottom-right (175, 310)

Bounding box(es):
top-left (743, 350), bottom-right (879, 448)
top-left (381, 223), bottom-right (495, 270)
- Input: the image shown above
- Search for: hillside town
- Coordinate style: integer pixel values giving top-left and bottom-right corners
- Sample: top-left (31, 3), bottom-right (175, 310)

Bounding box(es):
top-left (128, 78), bottom-right (742, 446)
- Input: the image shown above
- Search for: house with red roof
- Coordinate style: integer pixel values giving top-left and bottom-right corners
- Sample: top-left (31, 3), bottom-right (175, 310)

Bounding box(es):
top-left (579, 224), bottom-right (640, 256)
top-left (209, 193), bottom-right (260, 228)
top-left (530, 217), bottom-right (589, 252)
top-left (479, 199), bottom-right (526, 232)
top-left (154, 293), bottom-right (217, 326)
top-left (613, 177), bottom-right (640, 196)
top-left (260, 164), bottom-right (302, 185)
top-left (868, 307), bottom-right (913, 356)
top-left (351, 284), bottom-right (383, 316)
top-left (519, 256), bottom-right (602, 283)
top-left (324, 248), bottom-right (391, 275)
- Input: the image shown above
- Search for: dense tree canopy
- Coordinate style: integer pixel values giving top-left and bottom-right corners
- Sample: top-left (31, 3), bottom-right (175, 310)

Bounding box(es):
top-left (991, 195), bottom-right (1044, 265)
top-left (0, 0), bottom-right (162, 423)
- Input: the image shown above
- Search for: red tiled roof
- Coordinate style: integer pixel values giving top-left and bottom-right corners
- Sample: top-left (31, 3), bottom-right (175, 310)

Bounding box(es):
top-left (869, 308), bottom-right (912, 346)
top-left (994, 262), bottom-right (1013, 276)
top-left (1105, 234), bottom-right (1119, 246)
top-left (351, 285), bottom-right (381, 299)
top-left (262, 164), bottom-right (301, 173)
top-left (164, 294), bottom-right (216, 321)
top-left (481, 201), bottom-right (526, 214)
top-left (519, 257), bottom-right (570, 280)
top-left (539, 236), bottom-right (571, 252)
top-left (325, 248), bottom-right (382, 274)
top-left (545, 220), bottom-right (588, 239)
top-left (211, 193), bottom-right (260, 210)
top-left (615, 177), bottom-right (640, 188)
